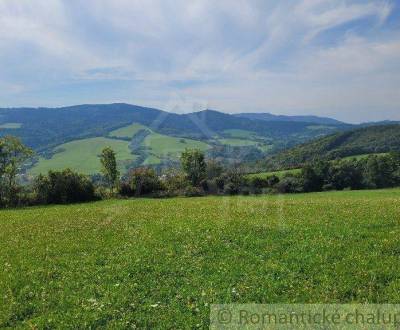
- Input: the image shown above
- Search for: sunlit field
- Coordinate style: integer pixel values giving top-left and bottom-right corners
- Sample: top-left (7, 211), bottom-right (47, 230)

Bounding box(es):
top-left (1, 189), bottom-right (400, 328)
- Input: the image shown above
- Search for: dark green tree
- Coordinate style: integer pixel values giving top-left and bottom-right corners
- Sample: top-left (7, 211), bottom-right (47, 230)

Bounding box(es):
top-left (100, 147), bottom-right (119, 192)
top-left (180, 149), bottom-right (206, 186)
top-left (0, 136), bottom-right (33, 206)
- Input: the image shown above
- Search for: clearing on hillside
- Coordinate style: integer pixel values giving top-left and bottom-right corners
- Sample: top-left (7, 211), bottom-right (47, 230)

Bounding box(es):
top-left (31, 137), bottom-right (136, 175)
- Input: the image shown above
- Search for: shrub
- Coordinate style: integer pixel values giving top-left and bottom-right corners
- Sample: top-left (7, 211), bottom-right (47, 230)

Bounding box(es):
top-left (160, 169), bottom-right (190, 196)
top-left (250, 177), bottom-right (269, 189)
top-left (223, 183), bottom-right (239, 195)
top-left (241, 187), bottom-right (251, 196)
top-left (120, 167), bottom-right (163, 197)
top-left (183, 186), bottom-right (204, 197)
top-left (275, 176), bottom-right (304, 194)
top-left (33, 169), bottom-right (97, 204)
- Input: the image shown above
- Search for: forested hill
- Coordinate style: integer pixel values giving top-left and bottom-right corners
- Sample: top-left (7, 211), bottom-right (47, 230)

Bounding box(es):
top-left (265, 124), bottom-right (400, 170)
top-left (0, 103), bottom-right (350, 174)
top-left (0, 103), bottom-right (346, 151)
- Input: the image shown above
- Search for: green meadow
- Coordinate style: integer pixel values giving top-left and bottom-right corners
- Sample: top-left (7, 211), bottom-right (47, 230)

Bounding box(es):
top-left (31, 123), bottom-right (212, 172)
top-left (141, 132), bottom-right (210, 165)
top-left (246, 168), bottom-right (302, 179)
top-left (109, 123), bottom-right (148, 139)
top-left (1, 189), bottom-right (400, 328)
top-left (218, 138), bottom-right (259, 147)
top-left (31, 137), bottom-right (136, 175)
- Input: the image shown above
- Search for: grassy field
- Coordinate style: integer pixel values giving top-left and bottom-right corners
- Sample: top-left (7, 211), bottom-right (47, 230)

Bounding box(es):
top-left (220, 129), bottom-right (272, 151)
top-left (222, 129), bottom-right (260, 139)
top-left (1, 189), bottom-right (400, 328)
top-left (246, 168), bottom-right (302, 179)
top-left (109, 123), bottom-right (148, 139)
top-left (31, 137), bottom-right (136, 175)
top-left (109, 122), bottom-right (211, 166)
top-left (142, 132), bottom-right (210, 165)
top-left (218, 138), bottom-right (259, 147)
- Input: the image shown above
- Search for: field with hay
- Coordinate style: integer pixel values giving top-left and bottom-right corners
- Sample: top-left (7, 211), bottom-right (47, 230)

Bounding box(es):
top-left (1, 189), bottom-right (400, 328)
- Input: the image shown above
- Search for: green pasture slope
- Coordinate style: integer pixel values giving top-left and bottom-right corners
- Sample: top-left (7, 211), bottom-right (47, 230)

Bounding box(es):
top-left (1, 189), bottom-right (400, 328)
top-left (246, 168), bottom-right (301, 179)
top-left (31, 123), bottom-right (210, 174)
top-left (109, 123), bottom-right (147, 139)
top-left (31, 137), bottom-right (136, 175)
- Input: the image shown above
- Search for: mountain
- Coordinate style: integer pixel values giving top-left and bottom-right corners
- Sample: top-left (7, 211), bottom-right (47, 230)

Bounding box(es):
top-left (264, 124), bottom-right (400, 170)
top-left (0, 103), bottom-right (351, 174)
top-left (235, 112), bottom-right (345, 125)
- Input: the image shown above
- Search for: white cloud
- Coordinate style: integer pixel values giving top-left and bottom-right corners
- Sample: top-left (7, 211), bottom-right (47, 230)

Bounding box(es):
top-left (0, 0), bottom-right (398, 122)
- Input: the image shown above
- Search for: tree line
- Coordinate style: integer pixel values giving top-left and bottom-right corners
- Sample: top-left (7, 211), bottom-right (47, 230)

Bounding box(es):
top-left (1, 135), bottom-right (400, 208)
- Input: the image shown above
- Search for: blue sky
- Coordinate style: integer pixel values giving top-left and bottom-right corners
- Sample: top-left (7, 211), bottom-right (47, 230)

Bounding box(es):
top-left (0, 0), bottom-right (399, 123)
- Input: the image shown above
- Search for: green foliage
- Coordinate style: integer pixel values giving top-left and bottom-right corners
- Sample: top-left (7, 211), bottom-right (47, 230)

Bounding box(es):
top-left (0, 136), bottom-right (33, 206)
top-left (181, 149), bottom-right (207, 186)
top-left (119, 167), bottom-right (162, 197)
top-left (33, 169), bottom-right (96, 204)
top-left (100, 147), bottom-right (119, 192)
top-left (266, 124), bottom-right (400, 169)
top-left (160, 169), bottom-right (191, 196)
top-left (275, 175), bottom-right (304, 193)
top-left (1, 190), bottom-right (400, 327)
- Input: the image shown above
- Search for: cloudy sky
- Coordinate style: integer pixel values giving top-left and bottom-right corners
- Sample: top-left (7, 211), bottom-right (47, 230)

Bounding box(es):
top-left (0, 0), bottom-right (399, 122)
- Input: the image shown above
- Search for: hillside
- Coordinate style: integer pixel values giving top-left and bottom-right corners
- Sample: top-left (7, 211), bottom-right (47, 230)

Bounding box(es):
top-left (265, 124), bottom-right (400, 170)
top-left (0, 103), bottom-right (348, 174)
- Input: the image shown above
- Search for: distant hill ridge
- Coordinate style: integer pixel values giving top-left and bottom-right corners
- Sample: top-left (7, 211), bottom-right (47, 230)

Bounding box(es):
top-left (235, 112), bottom-right (345, 125)
top-left (4, 103), bottom-right (398, 174)
top-left (0, 103), bottom-right (348, 151)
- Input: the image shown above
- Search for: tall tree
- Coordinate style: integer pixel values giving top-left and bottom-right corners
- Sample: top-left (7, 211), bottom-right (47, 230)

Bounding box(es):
top-left (100, 147), bottom-right (119, 192)
top-left (0, 136), bottom-right (33, 205)
top-left (181, 149), bottom-right (206, 186)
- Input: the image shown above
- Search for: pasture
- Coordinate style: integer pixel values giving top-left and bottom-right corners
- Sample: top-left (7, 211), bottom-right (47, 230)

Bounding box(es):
top-left (31, 137), bottom-right (136, 175)
top-left (109, 123), bottom-right (148, 139)
top-left (1, 189), bottom-right (400, 328)
top-left (141, 132), bottom-right (210, 165)
top-left (246, 168), bottom-right (302, 179)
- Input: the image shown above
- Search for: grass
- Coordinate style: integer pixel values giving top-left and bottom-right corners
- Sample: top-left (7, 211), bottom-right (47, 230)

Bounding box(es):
top-left (142, 154), bottom-right (162, 165)
top-left (220, 130), bottom-right (272, 151)
top-left (31, 137), bottom-right (136, 175)
top-left (109, 123), bottom-right (148, 139)
top-left (246, 168), bottom-right (301, 179)
top-left (142, 133), bottom-right (210, 165)
top-left (0, 123), bottom-right (22, 129)
top-left (218, 138), bottom-right (259, 147)
top-left (222, 129), bottom-right (259, 139)
top-left (1, 189), bottom-right (400, 328)
top-left (29, 123), bottom-right (211, 172)
top-left (109, 122), bottom-right (211, 165)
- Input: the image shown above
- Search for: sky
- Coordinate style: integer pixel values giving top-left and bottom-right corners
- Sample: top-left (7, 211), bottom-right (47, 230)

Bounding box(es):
top-left (0, 0), bottom-right (399, 123)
